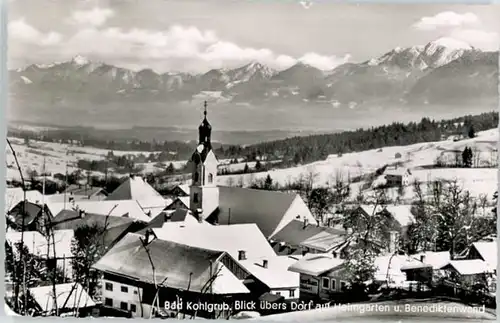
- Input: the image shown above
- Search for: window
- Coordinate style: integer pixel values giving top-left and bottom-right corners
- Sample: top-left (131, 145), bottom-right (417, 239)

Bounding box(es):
top-left (340, 281), bottom-right (347, 291)
top-left (208, 173), bottom-right (213, 183)
top-left (120, 302), bottom-right (128, 311)
top-left (322, 277), bottom-right (330, 289)
top-left (289, 290), bottom-right (295, 298)
top-left (130, 304), bottom-right (137, 313)
top-left (133, 290), bottom-right (138, 295)
top-left (194, 172), bottom-right (199, 183)
top-left (105, 298), bottom-right (113, 307)
top-left (121, 286), bottom-right (128, 293)
top-left (275, 292), bottom-right (281, 296)
top-left (105, 282), bottom-right (113, 291)
top-left (330, 279), bottom-right (336, 291)
top-left (193, 193), bottom-right (199, 203)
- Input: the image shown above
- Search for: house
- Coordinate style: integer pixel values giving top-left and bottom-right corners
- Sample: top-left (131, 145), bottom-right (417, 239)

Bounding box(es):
top-left (64, 185), bottom-right (108, 201)
top-left (46, 199), bottom-right (152, 223)
top-left (105, 175), bottom-right (170, 217)
top-left (92, 232), bottom-right (251, 319)
top-left (288, 253), bottom-right (348, 302)
top-left (206, 186), bottom-right (317, 238)
top-left (382, 167), bottom-right (412, 187)
top-left (170, 102), bottom-right (317, 239)
top-left (170, 184), bottom-right (190, 197)
top-left (464, 241), bottom-right (497, 271)
top-left (51, 209), bottom-right (143, 250)
top-left (136, 208), bottom-right (205, 235)
top-left (6, 201), bottom-right (52, 233)
top-left (348, 205), bottom-right (413, 254)
top-left (269, 219), bottom-right (346, 256)
top-left (28, 283), bottom-right (96, 317)
top-left (239, 256), bottom-right (301, 302)
top-left (5, 187), bottom-right (44, 213)
top-left (400, 251), bottom-right (451, 285)
top-left (441, 260), bottom-right (495, 289)
top-left (5, 229), bottom-right (75, 279)
top-left (151, 223), bottom-right (277, 261)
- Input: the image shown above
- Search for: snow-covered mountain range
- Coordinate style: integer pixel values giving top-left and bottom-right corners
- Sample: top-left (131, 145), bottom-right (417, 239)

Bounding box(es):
top-left (8, 37), bottom-right (499, 118)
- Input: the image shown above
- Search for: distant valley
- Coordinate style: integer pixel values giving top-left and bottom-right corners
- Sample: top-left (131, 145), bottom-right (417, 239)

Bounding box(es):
top-left (7, 37), bottom-right (499, 136)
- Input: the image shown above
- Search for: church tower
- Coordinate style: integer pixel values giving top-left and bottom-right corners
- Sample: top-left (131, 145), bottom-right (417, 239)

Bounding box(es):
top-left (189, 101), bottom-right (219, 221)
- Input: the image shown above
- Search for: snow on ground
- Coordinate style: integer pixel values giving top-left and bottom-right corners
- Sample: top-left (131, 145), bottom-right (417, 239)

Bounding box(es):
top-left (217, 129), bottom-right (498, 199)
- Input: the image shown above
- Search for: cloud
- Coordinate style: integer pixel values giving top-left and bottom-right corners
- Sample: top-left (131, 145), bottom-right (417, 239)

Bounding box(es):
top-left (8, 18), bottom-right (62, 46)
top-left (413, 11), bottom-right (479, 31)
top-left (298, 52), bottom-right (351, 70)
top-left (451, 29), bottom-right (499, 51)
top-left (52, 25), bottom-right (348, 73)
top-left (68, 7), bottom-right (115, 27)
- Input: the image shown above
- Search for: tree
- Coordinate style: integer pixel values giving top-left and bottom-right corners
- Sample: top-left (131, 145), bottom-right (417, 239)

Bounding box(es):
top-left (404, 180), bottom-right (439, 253)
top-left (263, 174), bottom-right (273, 190)
top-left (343, 248), bottom-right (377, 298)
top-left (255, 160), bottom-right (262, 171)
top-left (166, 163), bottom-right (175, 174)
top-left (462, 147), bottom-right (472, 168)
top-left (430, 180), bottom-right (477, 257)
top-left (308, 188), bottom-right (334, 225)
top-left (468, 125), bottom-right (476, 139)
top-left (71, 224), bottom-right (108, 299)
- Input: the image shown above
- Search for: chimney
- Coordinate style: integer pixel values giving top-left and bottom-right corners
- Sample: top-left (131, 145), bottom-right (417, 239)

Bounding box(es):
top-left (196, 208), bottom-right (203, 223)
top-left (79, 210), bottom-right (86, 218)
top-left (420, 255), bottom-right (426, 263)
top-left (303, 218), bottom-right (308, 229)
top-left (262, 259), bottom-right (268, 268)
top-left (238, 250), bottom-right (246, 261)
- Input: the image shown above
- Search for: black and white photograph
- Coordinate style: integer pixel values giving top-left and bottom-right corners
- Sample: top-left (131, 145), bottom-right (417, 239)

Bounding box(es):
top-left (3, 0), bottom-right (499, 321)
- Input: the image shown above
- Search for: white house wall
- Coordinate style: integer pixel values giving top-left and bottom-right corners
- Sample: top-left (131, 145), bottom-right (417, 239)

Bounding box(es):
top-left (101, 278), bottom-right (145, 318)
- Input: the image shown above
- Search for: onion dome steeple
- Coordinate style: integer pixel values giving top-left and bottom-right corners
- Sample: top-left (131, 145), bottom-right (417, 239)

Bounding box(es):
top-left (198, 100), bottom-right (212, 150)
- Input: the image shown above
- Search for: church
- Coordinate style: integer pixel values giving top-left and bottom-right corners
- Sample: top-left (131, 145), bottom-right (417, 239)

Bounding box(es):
top-left (173, 101), bottom-right (317, 239)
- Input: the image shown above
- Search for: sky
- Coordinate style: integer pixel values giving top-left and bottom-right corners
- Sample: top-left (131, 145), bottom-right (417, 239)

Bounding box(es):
top-left (7, 0), bottom-right (500, 74)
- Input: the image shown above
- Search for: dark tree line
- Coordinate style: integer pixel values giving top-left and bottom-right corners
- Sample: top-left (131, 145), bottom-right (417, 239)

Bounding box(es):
top-left (222, 112), bottom-right (497, 166)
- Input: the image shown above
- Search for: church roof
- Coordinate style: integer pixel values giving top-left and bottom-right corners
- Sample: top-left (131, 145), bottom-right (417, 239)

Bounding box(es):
top-left (105, 175), bottom-right (167, 211)
top-left (207, 186), bottom-right (299, 238)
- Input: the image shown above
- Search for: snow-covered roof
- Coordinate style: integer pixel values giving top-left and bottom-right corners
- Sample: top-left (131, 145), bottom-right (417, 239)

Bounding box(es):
top-left (299, 230), bottom-right (346, 252)
top-left (152, 223), bottom-right (276, 261)
top-left (4, 303), bottom-right (20, 316)
top-left (384, 205), bottom-right (415, 227)
top-left (400, 251), bottom-right (451, 271)
top-left (288, 253), bottom-right (344, 276)
top-left (472, 241), bottom-right (497, 269)
top-left (373, 255), bottom-right (408, 284)
top-left (6, 229), bottom-right (74, 258)
top-left (93, 233), bottom-right (249, 294)
top-left (29, 283), bottom-right (95, 313)
top-left (47, 199), bottom-right (151, 222)
top-left (240, 256), bottom-right (300, 289)
top-left (106, 176), bottom-right (167, 211)
top-left (445, 260), bottom-right (493, 276)
top-left (5, 188), bottom-right (44, 213)
top-left (384, 168), bottom-right (410, 177)
top-left (174, 184), bottom-right (190, 195)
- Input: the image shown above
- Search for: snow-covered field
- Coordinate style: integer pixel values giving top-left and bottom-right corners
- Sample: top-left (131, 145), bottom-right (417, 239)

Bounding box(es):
top-left (217, 129), bottom-right (498, 200)
top-left (6, 129), bottom-right (498, 201)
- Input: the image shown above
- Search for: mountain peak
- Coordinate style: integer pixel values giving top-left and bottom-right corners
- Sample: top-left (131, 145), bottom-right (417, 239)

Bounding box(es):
top-left (426, 37), bottom-right (473, 51)
top-left (71, 55), bottom-right (91, 66)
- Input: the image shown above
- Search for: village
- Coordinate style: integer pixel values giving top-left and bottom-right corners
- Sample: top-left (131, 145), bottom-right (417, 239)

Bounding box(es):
top-left (3, 104), bottom-right (498, 320)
